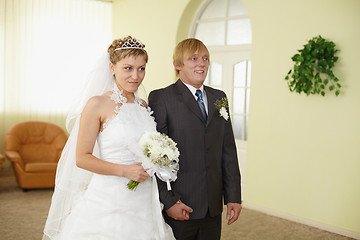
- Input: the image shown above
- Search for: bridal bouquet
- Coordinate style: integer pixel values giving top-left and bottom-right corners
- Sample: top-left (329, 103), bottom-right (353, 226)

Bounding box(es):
top-left (127, 131), bottom-right (180, 190)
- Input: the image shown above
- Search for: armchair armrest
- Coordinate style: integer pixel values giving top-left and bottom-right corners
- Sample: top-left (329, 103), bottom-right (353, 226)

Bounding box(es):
top-left (5, 151), bottom-right (25, 169)
top-left (0, 154), bottom-right (5, 168)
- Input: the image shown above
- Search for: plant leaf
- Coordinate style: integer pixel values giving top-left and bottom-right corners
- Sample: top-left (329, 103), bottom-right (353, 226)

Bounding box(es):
top-left (285, 35), bottom-right (340, 96)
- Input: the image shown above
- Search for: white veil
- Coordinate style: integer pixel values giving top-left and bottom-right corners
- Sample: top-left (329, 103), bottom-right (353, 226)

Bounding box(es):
top-left (43, 53), bottom-right (113, 240)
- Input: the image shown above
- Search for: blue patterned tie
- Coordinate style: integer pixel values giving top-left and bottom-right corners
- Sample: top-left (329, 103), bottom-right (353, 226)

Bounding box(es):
top-left (195, 89), bottom-right (207, 121)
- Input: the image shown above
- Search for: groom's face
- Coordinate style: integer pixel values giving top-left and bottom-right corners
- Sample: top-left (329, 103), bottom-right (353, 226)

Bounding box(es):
top-left (176, 50), bottom-right (209, 89)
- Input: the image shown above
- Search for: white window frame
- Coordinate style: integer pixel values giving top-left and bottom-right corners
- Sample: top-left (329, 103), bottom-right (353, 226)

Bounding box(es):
top-left (189, 0), bottom-right (252, 143)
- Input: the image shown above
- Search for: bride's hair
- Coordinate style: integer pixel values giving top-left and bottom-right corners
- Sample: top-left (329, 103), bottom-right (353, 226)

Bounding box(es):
top-left (107, 36), bottom-right (148, 64)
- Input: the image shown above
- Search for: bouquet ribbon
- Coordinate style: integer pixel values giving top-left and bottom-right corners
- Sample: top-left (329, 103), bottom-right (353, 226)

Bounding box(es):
top-left (154, 168), bottom-right (172, 190)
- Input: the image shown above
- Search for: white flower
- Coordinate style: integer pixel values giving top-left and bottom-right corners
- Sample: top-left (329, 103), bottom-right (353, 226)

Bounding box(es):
top-left (219, 107), bottom-right (229, 121)
top-left (128, 131), bottom-right (180, 190)
top-left (214, 97), bottom-right (229, 121)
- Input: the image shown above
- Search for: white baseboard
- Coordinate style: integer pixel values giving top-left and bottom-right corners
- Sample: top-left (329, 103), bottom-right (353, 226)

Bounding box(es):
top-left (242, 202), bottom-right (360, 240)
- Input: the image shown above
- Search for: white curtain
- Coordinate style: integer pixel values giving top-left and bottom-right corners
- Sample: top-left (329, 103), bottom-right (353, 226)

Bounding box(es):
top-left (0, 0), bottom-right (112, 157)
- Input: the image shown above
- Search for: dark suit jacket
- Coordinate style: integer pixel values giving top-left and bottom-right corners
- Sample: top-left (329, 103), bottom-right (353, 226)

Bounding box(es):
top-left (148, 79), bottom-right (241, 220)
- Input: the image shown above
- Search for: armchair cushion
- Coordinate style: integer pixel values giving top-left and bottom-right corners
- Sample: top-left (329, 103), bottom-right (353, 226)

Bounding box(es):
top-left (25, 162), bottom-right (58, 173)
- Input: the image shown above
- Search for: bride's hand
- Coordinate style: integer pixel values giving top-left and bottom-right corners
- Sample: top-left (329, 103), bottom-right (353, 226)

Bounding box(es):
top-left (124, 163), bottom-right (149, 182)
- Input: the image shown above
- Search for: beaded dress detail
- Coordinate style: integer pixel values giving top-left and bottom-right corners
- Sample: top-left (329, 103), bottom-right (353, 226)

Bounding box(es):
top-left (57, 83), bottom-right (175, 240)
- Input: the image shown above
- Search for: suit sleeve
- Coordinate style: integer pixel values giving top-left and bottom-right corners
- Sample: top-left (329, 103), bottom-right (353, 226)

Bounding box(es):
top-left (148, 90), bottom-right (181, 210)
top-left (221, 94), bottom-right (242, 205)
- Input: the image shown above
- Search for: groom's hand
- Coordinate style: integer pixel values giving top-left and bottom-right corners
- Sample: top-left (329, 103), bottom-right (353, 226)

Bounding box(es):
top-left (226, 203), bottom-right (242, 225)
top-left (166, 200), bottom-right (193, 220)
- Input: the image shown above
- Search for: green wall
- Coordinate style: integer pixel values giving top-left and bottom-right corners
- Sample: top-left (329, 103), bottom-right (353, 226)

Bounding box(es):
top-left (112, 0), bottom-right (193, 93)
top-left (244, 0), bottom-right (360, 235)
top-left (112, 0), bottom-right (360, 236)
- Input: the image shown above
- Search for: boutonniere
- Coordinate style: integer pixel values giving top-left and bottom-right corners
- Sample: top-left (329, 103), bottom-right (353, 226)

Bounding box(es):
top-left (214, 97), bottom-right (229, 121)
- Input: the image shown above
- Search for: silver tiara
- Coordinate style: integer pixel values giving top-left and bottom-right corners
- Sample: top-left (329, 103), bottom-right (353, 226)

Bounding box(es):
top-left (114, 38), bottom-right (145, 51)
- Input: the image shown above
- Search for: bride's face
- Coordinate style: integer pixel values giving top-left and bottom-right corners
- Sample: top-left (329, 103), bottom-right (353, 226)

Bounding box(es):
top-left (110, 54), bottom-right (147, 94)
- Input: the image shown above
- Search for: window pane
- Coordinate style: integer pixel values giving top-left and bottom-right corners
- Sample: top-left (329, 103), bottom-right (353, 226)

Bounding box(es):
top-left (247, 61), bottom-right (252, 86)
top-left (210, 62), bottom-right (222, 86)
top-left (195, 21), bottom-right (225, 46)
top-left (228, 0), bottom-right (248, 17)
top-left (234, 61), bottom-right (246, 87)
top-left (204, 72), bottom-right (210, 85)
top-left (246, 88), bottom-right (250, 114)
top-left (233, 87), bottom-right (245, 114)
top-left (227, 19), bottom-right (252, 45)
top-left (233, 115), bottom-right (243, 140)
top-left (245, 116), bottom-right (248, 140)
top-left (200, 0), bottom-right (226, 19)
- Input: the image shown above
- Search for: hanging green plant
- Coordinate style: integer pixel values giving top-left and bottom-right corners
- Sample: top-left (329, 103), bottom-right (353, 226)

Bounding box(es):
top-left (285, 35), bottom-right (341, 96)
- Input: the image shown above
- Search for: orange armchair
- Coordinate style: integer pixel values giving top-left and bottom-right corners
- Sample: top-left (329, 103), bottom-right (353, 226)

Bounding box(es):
top-left (5, 121), bottom-right (67, 190)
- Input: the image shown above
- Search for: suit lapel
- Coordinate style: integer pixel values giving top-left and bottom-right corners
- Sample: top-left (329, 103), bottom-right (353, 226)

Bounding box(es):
top-left (204, 86), bottom-right (217, 126)
top-left (174, 80), bottom-right (206, 124)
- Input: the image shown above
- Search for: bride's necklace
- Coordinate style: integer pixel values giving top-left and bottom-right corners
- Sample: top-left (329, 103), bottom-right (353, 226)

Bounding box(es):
top-left (110, 83), bottom-right (127, 104)
top-left (110, 82), bottom-right (143, 107)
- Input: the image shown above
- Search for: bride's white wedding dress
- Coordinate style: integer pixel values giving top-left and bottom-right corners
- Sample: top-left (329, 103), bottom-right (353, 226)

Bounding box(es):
top-left (57, 87), bottom-right (175, 240)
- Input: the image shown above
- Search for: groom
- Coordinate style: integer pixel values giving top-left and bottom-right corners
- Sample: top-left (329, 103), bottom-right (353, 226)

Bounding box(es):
top-left (148, 38), bottom-right (241, 240)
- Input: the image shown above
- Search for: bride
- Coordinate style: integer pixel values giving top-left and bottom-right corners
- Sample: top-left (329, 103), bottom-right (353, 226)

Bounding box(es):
top-left (43, 36), bottom-right (175, 240)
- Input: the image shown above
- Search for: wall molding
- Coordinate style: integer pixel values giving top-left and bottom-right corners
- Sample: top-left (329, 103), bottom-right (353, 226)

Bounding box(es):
top-left (243, 202), bottom-right (360, 240)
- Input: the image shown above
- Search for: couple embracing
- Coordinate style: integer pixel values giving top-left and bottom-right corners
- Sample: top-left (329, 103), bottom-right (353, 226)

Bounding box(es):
top-left (43, 36), bottom-right (242, 240)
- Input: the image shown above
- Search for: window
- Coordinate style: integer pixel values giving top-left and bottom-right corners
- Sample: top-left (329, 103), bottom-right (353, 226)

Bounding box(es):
top-left (1, 0), bottom-right (112, 115)
top-left (192, 0), bottom-right (252, 141)
top-left (233, 61), bottom-right (251, 140)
